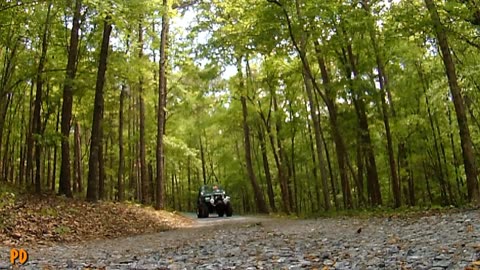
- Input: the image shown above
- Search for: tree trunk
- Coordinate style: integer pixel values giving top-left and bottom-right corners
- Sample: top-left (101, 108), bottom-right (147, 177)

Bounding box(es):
top-left (17, 97), bottom-right (27, 185)
top-left (118, 85), bottom-right (126, 201)
top-left (425, 0), bottom-right (480, 204)
top-left (74, 120), bottom-right (83, 193)
top-left (155, 0), bottom-right (168, 210)
top-left (52, 108), bottom-right (60, 191)
top-left (0, 37), bottom-right (19, 174)
top-left (199, 135), bottom-right (207, 185)
top-left (447, 103), bottom-right (465, 202)
top-left (314, 42), bottom-right (353, 209)
top-left (356, 131), bottom-right (365, 206)
top-left (367, 32), bottom-right (400, 208)
top-left (138, 22), bottom-right (149, 204)
top-left (59, 0), bottom-right (82, 198)
top-left (272, 93), bottom-right (294, 213)
top-left (338, 42), bottom-right (382, 206)
top-left (26, 80), bottom-right (34, 186)
top-left (305, 116), bottom-right (321, 211)
top-left (32, 2), bottom-right (52, 193)
top-left (86, 16), bottom-right (112, 202)
top-left (171, 172), bottom-right (176, 209)
top-left (268, 0), bottom-right (333, 211)
top-left (258, 126), bottom-right (276, 212)
top-left (258, 98), bottom-right (290, 214)
top-left (98, 127), bottom-right (105, 200)
top-left (301, 72), bottom-right (332, 210)
top-left (237, 57), bottom-right (269, 214)
top-left (290, 129), bottom-right (298, 214)
top-left (187, 156), bottom-right (192, 210)
top-left (435, 117), bottom-right (455, 204)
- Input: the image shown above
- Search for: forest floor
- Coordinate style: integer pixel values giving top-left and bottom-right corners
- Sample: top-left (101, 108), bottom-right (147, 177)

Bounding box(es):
top-left (1, 195), bottom-right (480, 269)
top-left (0, 193), bottom-right (192, 248)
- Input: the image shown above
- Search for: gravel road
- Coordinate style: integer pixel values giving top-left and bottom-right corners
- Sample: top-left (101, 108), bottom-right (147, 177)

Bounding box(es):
top-left (1, 210), bottom-right (479, 269)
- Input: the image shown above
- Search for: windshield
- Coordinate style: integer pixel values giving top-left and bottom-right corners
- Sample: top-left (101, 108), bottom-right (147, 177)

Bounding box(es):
top-left (200, 185), bottom-right (224, 194)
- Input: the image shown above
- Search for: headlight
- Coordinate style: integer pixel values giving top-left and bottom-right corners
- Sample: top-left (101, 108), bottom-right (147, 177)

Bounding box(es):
top-left (224, 196), bottom-right (230, 203)
top-left (210, 198), bottom-right (214, 204)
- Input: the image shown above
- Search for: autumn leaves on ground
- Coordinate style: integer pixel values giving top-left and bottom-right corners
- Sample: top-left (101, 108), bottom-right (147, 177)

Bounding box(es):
top-left (0, 188), bottom-right (192, 248)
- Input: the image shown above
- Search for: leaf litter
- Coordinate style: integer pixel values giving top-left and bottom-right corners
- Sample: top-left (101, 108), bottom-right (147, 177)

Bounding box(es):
top-left (0, 194), bottom-right (192, 247)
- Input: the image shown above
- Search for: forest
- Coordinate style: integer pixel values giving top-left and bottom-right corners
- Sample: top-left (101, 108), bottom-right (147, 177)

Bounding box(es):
top-left (1, 0), bottom-right (479, 216)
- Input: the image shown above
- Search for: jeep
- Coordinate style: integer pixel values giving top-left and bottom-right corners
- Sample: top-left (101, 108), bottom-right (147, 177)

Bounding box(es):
top-left (197, 185), bottom-right (233, 218)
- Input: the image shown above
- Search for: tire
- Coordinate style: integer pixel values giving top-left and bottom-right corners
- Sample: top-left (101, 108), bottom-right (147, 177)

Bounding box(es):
top-left (197, 203), bottom-right (209, 218)
top-left (225, 202), bottom-right (233, 217)
top-left (216, 202), bottom-right (225, 217)
top-left (203, 204), bottom-right (209, 218)
top-left (197, 207), bottom-right (203, 218)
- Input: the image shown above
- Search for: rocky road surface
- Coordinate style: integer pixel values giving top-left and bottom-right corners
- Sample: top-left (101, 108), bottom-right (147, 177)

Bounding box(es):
top-left (1, 210), bottom-right (480, 269)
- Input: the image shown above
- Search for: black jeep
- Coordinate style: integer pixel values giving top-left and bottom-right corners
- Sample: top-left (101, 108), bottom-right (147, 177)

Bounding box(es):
top-left (197, 185), bottom-right (233, 218)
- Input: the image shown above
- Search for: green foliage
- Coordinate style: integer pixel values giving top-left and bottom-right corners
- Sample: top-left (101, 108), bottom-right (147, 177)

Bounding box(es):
top-left (1, 0), bottom-right (480, 216)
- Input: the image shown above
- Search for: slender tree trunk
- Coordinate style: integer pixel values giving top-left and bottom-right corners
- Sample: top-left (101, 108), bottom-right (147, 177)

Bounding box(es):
top-left (59, 0), bottom-right (82, 198)
top-left (356, 132), bottom-right (365, 206)
top-left (118, 85), bottom-right (126, 201)
top-left (447, 103), bottom-right (464, 201)
top-left (338, 43), bottom-right (382, 206)
top-left (305, 116), bottom-right (321, 211)
top-left (187, 156), bottom-right (192, 210)
top-left (149, 162), bottom-right (154, 202)
top-left (425, 0), bottom-right (480, 204)
top-left (423, 161), bottom-right (434, 204)
top-left (259, 100), bottom-right (290, 214)
top-left (199, 135), bottom-right (207, 185)
top-left (301, 73), bottom-right (332, 210)
top-left (272, 93), bottom-right (294, 213)
top-left (315, 43), bottom-right (353, 209)
top-left (127, 92), bottom-right (134, 200)
top-left (2, 118), bottom-right (11, 181)
top-left (368, 34), bottom-right (400, 208)
top-left (171, 172), bottom-right (176, 209)
top-left (238, 57), bottom-right (269, 214)
top-left (418, 63), bottom-right (448, 204)
top-left (435, 117), bottom-right (455, 203)
top-left (18, 98), bottom-right (26, 185)
top-left (155, 0), bottom-right (168, 210)
top-left (32, 2), bottom-right (52, 193)
top-left (408, 159), bottom-right (415, 206)
top-left (86, 16), bottom-right (112, 202)
top-left (26, 80), bottom-right (34, 187)
top-left (258, 126), bottom-right (276, 212)
top-left (52, 108), bottom-right (60, 191)
top-left (138, 22), bottom-right (149, 204)
top-left (74, 120), bottom-right (83, 193)
top-left (0, 38), bottom-right (19, 173)
top-left (98, 127), bottom-right (105, 200)
top-left (290, 131), bottom-right (298, 214)
top-left (357, 1), bottom-right (400, 207)
top-left (269, 0), bottom-right (333, 210)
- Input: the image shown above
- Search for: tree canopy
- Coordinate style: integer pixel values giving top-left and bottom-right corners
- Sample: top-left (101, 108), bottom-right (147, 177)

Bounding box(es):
top-left (0, 0), bottom-right (479, 214)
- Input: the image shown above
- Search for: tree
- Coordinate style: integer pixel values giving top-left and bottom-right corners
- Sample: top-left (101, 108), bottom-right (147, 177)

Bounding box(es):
top-left (424, 0), bottom-right (480, 204)
top-left (155, 0), bottom-right (169, 210)
top-left (59, 0), bottom-right (82, 198)
top-left (237, 56), bottom-right (269, 214)
top-left (86, 16), bottom-right (113, 202)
